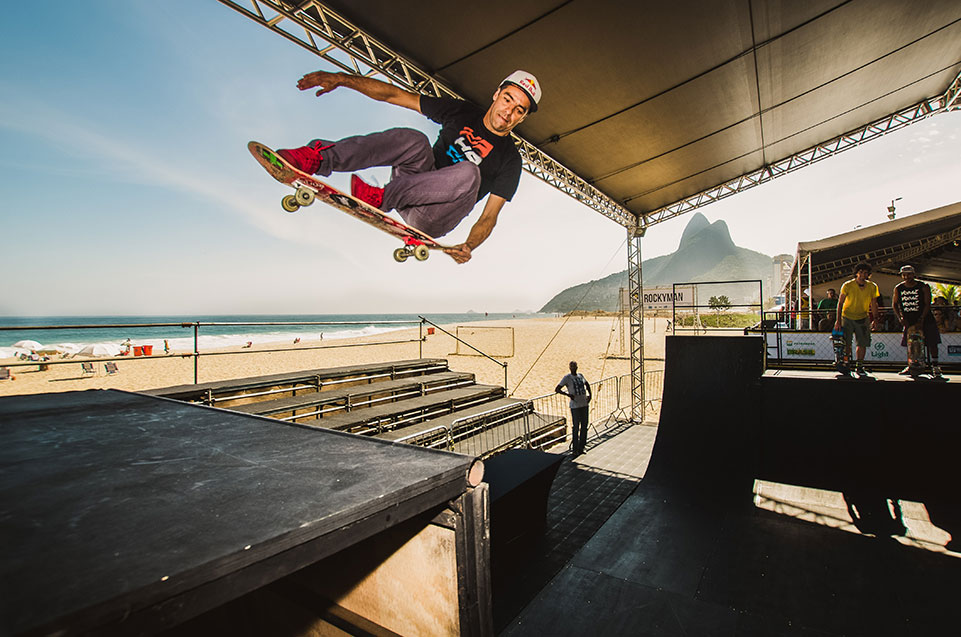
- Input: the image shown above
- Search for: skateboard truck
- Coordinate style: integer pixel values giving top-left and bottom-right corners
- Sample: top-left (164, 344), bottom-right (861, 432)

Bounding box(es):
top-left (394, 237), bottom-right (430, 263)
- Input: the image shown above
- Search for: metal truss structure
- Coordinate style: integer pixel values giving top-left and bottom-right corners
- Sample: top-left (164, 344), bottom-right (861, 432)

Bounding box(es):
top-left (800, 225), bottom-right (961, 288)
top-left (215, 0), bottom-right (636, 228)
top-left (946, 68), bottom-right (961, 111)
top-left (640, 92), bottom-right (954, 229)
top-left (626, 226), bottom-right (645, 421)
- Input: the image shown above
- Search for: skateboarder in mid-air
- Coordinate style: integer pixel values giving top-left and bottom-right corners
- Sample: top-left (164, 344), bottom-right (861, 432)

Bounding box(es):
top-left (892, 264), bottom-right (942, 377)
top-left (272, 69), bottom-right (542, 264)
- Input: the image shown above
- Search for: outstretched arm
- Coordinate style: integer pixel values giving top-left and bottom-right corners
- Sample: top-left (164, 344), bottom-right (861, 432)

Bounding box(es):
top-left (297, 70), bottom-right (421, 112)
top-left (446, 195), bottom-right (506, 264)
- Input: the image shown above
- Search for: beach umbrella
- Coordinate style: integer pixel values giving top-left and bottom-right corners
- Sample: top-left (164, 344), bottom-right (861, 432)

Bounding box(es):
top-left (77, 343), bottom-right (121, 357)
top-left (13, 340), bottom-right (43, 350)
top-left (35, 345), bottom-right (64, 355)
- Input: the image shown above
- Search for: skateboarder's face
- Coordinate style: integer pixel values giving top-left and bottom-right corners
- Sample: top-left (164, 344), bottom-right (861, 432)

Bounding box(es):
top-left (901, 271), bottom-right (916, 284)
top-left (484, 85), bottom-right (530, 135)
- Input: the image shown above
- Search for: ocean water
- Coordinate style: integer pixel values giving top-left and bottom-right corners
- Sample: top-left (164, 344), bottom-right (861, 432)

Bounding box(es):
top-left (0, 313), bottom-right (540, 356)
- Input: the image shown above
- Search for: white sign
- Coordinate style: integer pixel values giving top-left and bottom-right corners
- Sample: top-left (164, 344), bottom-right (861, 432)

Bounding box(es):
top-left (643, 287), bottom-right (691, 310)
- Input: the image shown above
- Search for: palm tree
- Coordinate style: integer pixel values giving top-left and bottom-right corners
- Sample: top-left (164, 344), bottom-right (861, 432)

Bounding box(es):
top-left (931, 283), bottom-right (959, 305)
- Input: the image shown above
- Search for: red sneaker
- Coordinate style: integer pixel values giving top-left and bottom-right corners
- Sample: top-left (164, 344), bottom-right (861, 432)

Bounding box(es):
top-left (276, 140), bottom-right (332, 174)
top-left (351, 174), bottom-right (385, 209)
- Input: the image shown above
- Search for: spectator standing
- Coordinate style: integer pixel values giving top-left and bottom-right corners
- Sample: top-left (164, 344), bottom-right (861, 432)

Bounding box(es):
top-left (555, 361), bottom-right (592, 457)
top-left (834, 263), bottom-right (880, 377)
top-left (817, 288), bottom-right (839, 323)
top-left (932, 297), bottom-right (960, 332)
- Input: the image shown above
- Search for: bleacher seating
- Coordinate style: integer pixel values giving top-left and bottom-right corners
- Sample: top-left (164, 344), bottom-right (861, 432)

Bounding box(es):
top-left (147, 358), bottom-right (566, 457)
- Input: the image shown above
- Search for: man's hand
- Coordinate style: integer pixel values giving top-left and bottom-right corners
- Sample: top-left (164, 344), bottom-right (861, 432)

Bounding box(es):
top-left (297, 71), bottom-right (346, 97)
top-left (446, 244), bottom-right (472, 264)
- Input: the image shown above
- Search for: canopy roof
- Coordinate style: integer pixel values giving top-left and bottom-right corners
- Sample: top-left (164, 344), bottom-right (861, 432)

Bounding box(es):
top-left (224, 0), bottom-right (961, 228)
top-left (790, 200), bottom-right (961, 288)
top-left (317, 0), bottom-right (961, 225)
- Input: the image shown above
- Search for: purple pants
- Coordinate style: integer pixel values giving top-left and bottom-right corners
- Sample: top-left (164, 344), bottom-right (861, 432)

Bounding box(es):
top-left (310, 128), bottom-right (481, 238)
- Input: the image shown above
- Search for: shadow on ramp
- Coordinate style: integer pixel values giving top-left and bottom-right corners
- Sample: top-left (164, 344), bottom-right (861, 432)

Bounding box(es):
top-left (505, 336), bottom-right (961, 636)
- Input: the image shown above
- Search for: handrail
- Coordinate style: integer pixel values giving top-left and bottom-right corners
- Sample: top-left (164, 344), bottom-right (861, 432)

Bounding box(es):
top-left (449, 400), bottom-right (531, 429)
top-left (418, 316), bottom-right (508, 389)
top-left (0, 319), bottom-right (425, 383)
top-left (395, 424), bottom-right (451, 446)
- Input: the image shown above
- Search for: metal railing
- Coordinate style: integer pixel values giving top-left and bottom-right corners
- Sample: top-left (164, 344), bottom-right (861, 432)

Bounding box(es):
top-left (671, 279), bottom-right (764, 334)
top-left (0, 319), bottom-right (432, 383)
top-left (419, 316), bottom-right (508, 389)
top-left (530, 371), bottom-right (664, 443)
top-left (754, 307), bottom-right (961, 371)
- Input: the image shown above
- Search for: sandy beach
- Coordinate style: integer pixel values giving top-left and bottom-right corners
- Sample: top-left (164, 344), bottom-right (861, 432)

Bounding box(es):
top-left (0, 315), bottom-right (670, 399)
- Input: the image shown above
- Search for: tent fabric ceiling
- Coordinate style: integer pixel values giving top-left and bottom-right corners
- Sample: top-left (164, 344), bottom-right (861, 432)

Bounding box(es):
top-left (792, 201), bottom-right (961, 286)
top-left (318, 0), bottom-right (961, 223)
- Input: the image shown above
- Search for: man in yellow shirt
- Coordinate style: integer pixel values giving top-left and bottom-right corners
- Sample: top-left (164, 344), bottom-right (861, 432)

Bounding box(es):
top-left (834, 262), bottom-right (880, 376)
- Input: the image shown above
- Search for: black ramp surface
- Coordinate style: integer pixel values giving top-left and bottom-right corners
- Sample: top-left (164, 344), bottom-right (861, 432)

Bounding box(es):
top-left (0, 390), bottom-right (476, 636)
top-left (506, 337), bottom-right (961, 636)
top-left (643, 335), bottom-right (763, 502)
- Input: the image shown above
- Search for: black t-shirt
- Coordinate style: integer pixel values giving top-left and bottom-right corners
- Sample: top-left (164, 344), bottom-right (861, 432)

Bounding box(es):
top-left (895, 281), bottom-right (935, 326)
top-left (420, 96), bottom-right (522, 202)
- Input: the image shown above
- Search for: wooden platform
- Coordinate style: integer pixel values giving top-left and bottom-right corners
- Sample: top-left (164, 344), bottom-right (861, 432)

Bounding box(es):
top-left (0, 389), bottom-right (491, 636)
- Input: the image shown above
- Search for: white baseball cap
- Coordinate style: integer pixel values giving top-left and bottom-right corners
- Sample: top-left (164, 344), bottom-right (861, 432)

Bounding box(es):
top-left (501, 70), bottom-right (541, 112)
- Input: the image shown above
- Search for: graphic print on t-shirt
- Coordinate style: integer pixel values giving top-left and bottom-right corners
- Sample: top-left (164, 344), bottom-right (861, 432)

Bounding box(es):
top-left (900, 286), bottom-right (922, 314)
top-left (446, 126), bottom-right (494, 165)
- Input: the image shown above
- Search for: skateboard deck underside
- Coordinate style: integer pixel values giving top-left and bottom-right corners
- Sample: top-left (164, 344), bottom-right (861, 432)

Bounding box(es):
top-left (248, 141), bottom-right (451, 258)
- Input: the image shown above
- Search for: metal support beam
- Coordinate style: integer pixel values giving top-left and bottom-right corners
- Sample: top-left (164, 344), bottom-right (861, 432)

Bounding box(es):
top-left (627, 225), bottom-right (645, 422)
top-left (945, 68), bottom-right (961, 111)
top-left (215, 0), bottom-right (636, 228)
top-left (639, 94), bottom-right (949, 229)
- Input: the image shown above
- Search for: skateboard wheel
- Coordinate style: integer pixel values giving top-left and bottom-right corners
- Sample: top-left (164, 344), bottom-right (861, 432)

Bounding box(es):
top-left (413, 244), bottom-right (430, 261)
top-left (393, 247), bottom-right (409, 262)
top-left (281, 195), bottom-right (300, 213)
top-left (295, 187), bottom-right (315, 206)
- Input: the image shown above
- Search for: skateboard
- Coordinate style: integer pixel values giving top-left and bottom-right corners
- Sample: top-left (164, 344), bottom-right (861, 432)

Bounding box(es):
top-left (248, 141), bottom-right (452, 263)
top-left (906, 325), bottom-right (926, 376)
top-left (831, 328), bottom-right (848, 375)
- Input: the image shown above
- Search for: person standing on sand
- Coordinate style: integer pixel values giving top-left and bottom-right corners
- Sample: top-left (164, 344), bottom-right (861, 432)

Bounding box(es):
top-left (555, 361), bottom-right (592, 457)
top-left (271, 69), bottom-right (542, 264)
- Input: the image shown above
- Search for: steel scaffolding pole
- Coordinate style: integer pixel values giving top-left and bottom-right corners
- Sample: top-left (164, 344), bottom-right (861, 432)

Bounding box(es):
top-left (627, 225), bottom-right (645, 422)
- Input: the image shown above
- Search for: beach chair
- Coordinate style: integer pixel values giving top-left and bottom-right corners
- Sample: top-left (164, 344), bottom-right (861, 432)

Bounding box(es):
top-left (0, 367), bottom-right (12, 381)
top-left (81, 362), bottom-right (96, 376)
top-left (105, 362), bottom-right (119, 375)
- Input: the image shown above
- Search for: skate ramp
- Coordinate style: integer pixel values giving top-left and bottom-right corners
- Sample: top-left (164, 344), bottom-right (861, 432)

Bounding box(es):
top-left (506, 336), bottom-right (961, 636)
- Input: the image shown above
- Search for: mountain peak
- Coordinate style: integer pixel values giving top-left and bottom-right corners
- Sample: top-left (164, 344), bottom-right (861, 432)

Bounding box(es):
top-left (678, 212), bottom-right (710, 248)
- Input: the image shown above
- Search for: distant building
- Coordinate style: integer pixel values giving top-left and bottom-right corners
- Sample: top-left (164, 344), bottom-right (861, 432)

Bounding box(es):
top-left (772, 254), bottom-right (793, 296)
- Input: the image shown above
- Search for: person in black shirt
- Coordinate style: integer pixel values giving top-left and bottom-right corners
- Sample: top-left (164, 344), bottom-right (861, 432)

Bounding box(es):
top-left (274, 69), bottom-right (542, 264)
top-left (892, 264), bottom-right (941, 376)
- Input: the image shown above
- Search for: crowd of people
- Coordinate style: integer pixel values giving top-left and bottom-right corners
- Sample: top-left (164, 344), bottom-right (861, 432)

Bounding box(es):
top-left (802, 274), bottom-right (959, 335)
top-left (801, 263), bottom-right (957, 377)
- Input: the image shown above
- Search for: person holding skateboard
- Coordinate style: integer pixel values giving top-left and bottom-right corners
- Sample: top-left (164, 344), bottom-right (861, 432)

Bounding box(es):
top-left (272, 69), bottom-right (542, 264)
top-left (834, 262), bottom-right (880, 377)
top-left (892, 265), bottom-right (942, 377)
top-left (555, 361), bottom-right (592, 457)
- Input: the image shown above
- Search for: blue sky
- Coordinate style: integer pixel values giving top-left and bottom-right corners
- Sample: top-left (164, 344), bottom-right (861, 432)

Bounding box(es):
top-left (1, 1), bottom-right (959, 316)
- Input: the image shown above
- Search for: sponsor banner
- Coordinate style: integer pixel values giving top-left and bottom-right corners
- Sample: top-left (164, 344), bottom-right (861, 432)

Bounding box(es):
top-left (769, 332), bottom-right (961, 363)
top-left (642, 287), bottom-right (691, 310)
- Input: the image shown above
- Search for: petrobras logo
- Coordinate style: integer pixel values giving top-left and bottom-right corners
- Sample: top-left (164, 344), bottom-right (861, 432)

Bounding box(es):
top-left (948, 345), bottom-right (961, 357)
